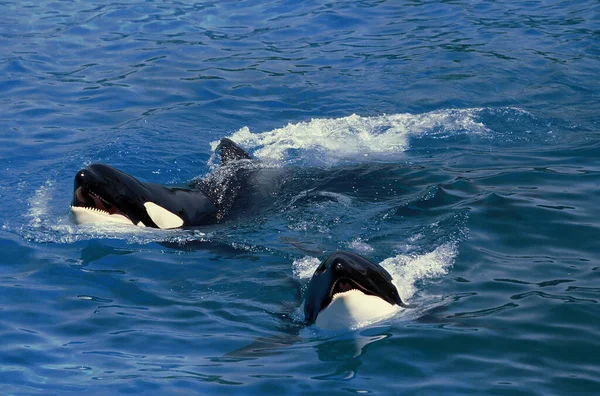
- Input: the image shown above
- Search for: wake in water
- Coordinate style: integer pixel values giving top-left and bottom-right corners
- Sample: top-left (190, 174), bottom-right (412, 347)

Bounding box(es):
top-left (211, 108), bottom-right (492, 165)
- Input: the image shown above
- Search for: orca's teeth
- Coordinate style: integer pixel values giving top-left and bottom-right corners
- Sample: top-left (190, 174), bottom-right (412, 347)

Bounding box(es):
top-left (331, 288), bottom-right (365, 301)
top-left (82, 206), bottom-right (110, 215)
top-left (70, 205), bottom-right (135, 226)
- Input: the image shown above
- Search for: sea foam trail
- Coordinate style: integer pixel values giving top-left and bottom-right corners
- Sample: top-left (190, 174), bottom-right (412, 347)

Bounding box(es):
top-left (212, 109), bottom-right (490, 164)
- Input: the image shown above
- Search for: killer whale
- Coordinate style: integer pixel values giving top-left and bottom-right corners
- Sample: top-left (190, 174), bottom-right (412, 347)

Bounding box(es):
top-left (227, 250), bottom-right (412, 357)
top-left (70, 138), bottom-right (252, 229)
top-left (304, 250), bottom-right (410, 330)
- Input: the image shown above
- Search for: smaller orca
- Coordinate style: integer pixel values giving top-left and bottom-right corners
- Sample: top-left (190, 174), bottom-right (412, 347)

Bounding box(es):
top-left (227, 251), bottom-right (412, 357)
top-left (304, 251), bottom-right (410, 330)
top-left (69, 138), bottom-right (251, 229)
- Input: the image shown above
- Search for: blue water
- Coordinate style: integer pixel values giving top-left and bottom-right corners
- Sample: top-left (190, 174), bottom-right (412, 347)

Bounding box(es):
top-left (1, 0), bottom-right (599, 394)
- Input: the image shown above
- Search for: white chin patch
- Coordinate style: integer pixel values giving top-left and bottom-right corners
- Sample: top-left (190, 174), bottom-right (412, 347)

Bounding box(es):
top-left (315, 289), bottom-right (400, 330)
top-left (70, 206), bottom-right (135, 226)
top-left (143, 202), bottom-right (184, 229)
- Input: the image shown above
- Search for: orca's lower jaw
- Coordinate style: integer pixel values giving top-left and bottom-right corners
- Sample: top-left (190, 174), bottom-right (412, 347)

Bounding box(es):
top-left (70, 187), bottom-right (142, 227)
top-left (69, 206), bottom-right (138, 226)
top-left (313, 277), bottom-right (400, 330)
top-left (315, 289), bottom-right (400, 330)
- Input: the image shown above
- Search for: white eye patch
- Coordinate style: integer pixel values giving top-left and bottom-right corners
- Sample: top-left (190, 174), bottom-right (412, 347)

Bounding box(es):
top-left (143, 202), bottom-right (184, 229)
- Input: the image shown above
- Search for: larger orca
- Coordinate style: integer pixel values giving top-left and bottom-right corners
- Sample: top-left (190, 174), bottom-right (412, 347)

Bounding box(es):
top-left (304, 250), bottom-right (411, 330)
top-left (69, 138), bottom-right (253, 229)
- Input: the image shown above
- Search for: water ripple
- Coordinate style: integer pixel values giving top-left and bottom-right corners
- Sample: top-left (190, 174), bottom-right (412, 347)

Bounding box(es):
top-left (1, 0), bottom-right (599, 394)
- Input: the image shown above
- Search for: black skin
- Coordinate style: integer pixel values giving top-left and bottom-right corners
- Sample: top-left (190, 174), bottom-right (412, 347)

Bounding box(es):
top-left (71, 139), bottom-right (249, 228)
top-left (304, 251), bottom-right (410, 324)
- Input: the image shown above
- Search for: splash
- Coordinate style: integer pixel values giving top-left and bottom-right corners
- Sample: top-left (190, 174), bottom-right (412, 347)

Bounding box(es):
top-left (380, 242), bottom-right (458, 302)
top-left (347, 237), bottom-right (375, 254)
top-left (212, 109), bottom-right (491, 165)
top-left (292, 256), bottom-right (322, 281)
top-left (22, 219), bottom-right (209, 245)
top-left (27, 179), bottom-right (55, 229)
top-left (293, 242), bottom-right (457, 288)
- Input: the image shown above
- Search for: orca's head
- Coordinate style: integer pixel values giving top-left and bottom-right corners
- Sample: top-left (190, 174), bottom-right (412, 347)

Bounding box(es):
top-left (304, 251), bottom-right (408, 329)
top-left (70, 164), bottom-right (185, 229)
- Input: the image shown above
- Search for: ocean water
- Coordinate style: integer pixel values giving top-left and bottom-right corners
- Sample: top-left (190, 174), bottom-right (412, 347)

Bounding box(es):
top-left (1, 0), bottom-right (599, 394)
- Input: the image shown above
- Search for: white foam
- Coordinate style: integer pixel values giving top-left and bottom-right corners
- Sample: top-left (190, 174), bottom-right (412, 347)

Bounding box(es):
top-left (27, 179), bottom-right (55, 228)
top-left (347, 237), bottom-right (375, 254)
top-left (380, 242), bottom-right (458, 302)
top-left (292, 256), bottom-right (322, 281)
top-left (293, 242), bottom-right (456, 287)
top-left (25, 218), bottom-right (208, 245)
top-left (212, 109), bottom-right (489, 165)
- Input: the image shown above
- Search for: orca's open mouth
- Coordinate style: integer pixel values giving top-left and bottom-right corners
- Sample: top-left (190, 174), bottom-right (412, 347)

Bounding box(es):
top-left (70, 187), bottom-right (135, 225)
top-left (329, 277), bottom-right (375, 301)
top-left (74, 187), bottom-right (124, 216)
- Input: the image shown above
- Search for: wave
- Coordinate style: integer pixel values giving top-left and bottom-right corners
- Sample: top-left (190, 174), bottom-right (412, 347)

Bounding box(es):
top-left (212, 108), bottom-right (535, 166)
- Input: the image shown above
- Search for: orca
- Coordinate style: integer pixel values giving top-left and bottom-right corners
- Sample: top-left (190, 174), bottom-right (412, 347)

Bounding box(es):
top-left (69, 138), bottom-right (252, 229)
top-left (304, 251), bottom-right (410, 330)
top-left (225, 251), bottom-right (413, 357)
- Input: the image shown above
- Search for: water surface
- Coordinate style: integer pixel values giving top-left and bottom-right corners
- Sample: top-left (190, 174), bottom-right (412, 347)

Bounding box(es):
top-left (1, 0), bottom-right (599, 394)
